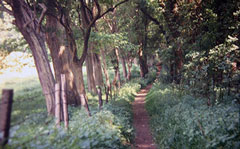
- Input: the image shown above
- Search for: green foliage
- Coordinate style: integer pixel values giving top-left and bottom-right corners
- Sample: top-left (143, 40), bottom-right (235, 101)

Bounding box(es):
top-left (130, 65), bottom-right (141, 78)
top-left (156, 65), bottom-right (172, 84)
top-left (99, 0), bottom-right (113, 6)
top-left (146, 82), bottom-right (240, 149)
top-left (91, 32), bottom-right (139, 53)
top-left (0, 12), bottom-right (29, 70)
top-left (156, 0), bottom-right (240, 103)
top-left (139, 67), bottom-right (157, 88)
top-left (6, 80), bottom-right (140, 149)
top-left (184, 36), bottom-right (240, 102)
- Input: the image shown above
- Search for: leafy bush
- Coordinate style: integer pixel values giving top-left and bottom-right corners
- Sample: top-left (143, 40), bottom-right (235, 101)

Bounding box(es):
top-left (156, 64), bottom-right (172, 84)
top-left (146, 82), bottom-right (240, 149)
top-left (183, 36), bottom-right (240, 103)
top-left (140, 67), bottom-right (157, 88)
top-left (131, 65), bottom-right (141, 78)
top-left (7, 82), bottom-right (140, 149)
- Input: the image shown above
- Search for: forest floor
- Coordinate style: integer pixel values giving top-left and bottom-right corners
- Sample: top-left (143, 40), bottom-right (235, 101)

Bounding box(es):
top-left (132, 65), bottom-right (161, 149)
top-left (132, 84), bottom-right (156, 149)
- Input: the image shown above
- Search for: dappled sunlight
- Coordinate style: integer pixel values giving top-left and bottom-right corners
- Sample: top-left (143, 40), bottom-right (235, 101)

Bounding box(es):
top-left (137, 93), bottom-right (148, 96)
top-left (1, 52), bottom-right (35, 73)
top-left (136, 143), bottom-right (156, 149)
top-left (0, 52), bottom-right (56, 92)
top-left (59, 45), bottom-right (65, 56)
top-left (67, 67), bottom-right (74, 88)
top-left (0, 0), bottom-right (238, 148)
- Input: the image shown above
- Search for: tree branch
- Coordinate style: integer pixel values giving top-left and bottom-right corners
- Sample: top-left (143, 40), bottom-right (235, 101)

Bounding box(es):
top-left (0, 1), bottom-right (13, 16)
top-left (78, 0), bottom-right (129, 66)
top-left (139, 8), bottom-right (160, 25)
top-left (37, 3), bottom-right (47, 33)
top-left (23, 18), bottom-right (35, 28)
top-left (78, 0), bottom-right (101, 66)
top-left (103, 16), bottom-right (113, 31)
top-left (99, 0), bottom-right (129, 19)
top-left (80, 0), bottom-right (90, 26)
top-left (139, 7), bottom-right (165, 33)
top-left (78, 27), bottom-right (91, 66)
top-left (77, 5), bottom-right (85, 33)
top-left (88, 0), bottom-right (101, 28)
top-left (84, 2), bottom-right (93, 20)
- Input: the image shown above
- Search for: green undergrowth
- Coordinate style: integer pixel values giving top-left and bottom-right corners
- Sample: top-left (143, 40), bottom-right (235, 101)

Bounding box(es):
top-left (139, 67), bottom-right (157, 88)
top-left (5, 81), bottom-right (140, 149)
top-left (146, 82), bottom-right (240, 149)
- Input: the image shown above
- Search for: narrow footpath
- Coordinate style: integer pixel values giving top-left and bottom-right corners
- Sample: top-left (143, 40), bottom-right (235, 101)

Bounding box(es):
top-left (132, 65), bottom-right (161, 149)
top-left (132, 84), bottom-right (156, 149)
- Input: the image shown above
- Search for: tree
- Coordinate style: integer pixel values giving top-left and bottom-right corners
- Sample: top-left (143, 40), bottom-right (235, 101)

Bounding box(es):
top-left (1, 0), bottom-right (56, 115)
top-left (45, 0), bottom-right (129, 114)
top-left (1, 0), bottom-right (129, 115)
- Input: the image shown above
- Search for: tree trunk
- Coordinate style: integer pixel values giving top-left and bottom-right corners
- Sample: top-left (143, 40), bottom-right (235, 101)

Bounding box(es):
top-left (138, 46), bottom-right (149, 78)
top-left (100, 49), bottom-right (111, 102)
top-left (11, 0), bottom-right (55, 115)
top-left (112, 68), bottom-right (119, 90)
top-left (73, 63), bottom-right (90, 113)
top-left (175, 45), bottom-right (183, 84)
top-left (86, 53), bottom-right (98, 94)
top-left (120, 56), bottom-right (128, 80)
top-left (92, 53), bottom-right (104, 87)
top-left (100, 49), bottom-right (111, 88)
top-left (46, 12), bottom-right (81, 105)
top-left (127, 64), bottom-right (132, 80)
top-left (117, 70), bottom-right (121, 87)
top-left (126, 59), bottom-right (133, 80)
top-left (115, 48), bottom-right (121, 87)
top-left (46, 0), bottom-right (90, 113)
top-left (97, 87), bottom-right (103, 110)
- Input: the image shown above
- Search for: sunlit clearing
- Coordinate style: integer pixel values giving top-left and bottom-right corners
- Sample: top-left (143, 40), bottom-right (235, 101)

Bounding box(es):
top-left (0, 52), bottom-right (37, 84)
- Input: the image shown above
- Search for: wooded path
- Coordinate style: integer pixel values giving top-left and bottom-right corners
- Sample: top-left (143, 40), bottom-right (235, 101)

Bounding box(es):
top-left (132, 65), bottom-right (161, 149)
top-left (132, 84), bottom-right (156, 149)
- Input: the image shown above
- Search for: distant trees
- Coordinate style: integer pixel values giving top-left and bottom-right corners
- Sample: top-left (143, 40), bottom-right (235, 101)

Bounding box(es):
top-left (1, 0), bottom-right (238, 114)
top-left (0, 0), bottom-right (129, 115)
top-left (150, 0), bottom-right (240, 103)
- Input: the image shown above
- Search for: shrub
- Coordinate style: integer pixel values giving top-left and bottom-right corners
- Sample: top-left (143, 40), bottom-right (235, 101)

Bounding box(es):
top-left (7, 82), bottom-right (140, 149)
top-left (140, 67), bottom-right (157, 88)
top-left (146, 82), bottom-right (240, 149)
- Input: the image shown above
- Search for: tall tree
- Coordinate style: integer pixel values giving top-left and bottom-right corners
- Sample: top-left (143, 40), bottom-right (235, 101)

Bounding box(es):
top-left (46, 0), bottom-right (81, 105)
top-left (1, 0), bottom-right (129, 116)
top-left (2, 0), bottom-right (56, 115)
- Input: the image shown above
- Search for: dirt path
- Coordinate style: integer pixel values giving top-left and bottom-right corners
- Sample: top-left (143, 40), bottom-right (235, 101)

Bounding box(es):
top-left (132, 84), bottom-right (156, 149)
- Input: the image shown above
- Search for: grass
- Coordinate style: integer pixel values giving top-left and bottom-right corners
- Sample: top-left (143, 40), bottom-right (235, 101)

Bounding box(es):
top-left (0, 58), bottom-right (141, 148)
top-left (0, 69), bottom-right (44, 125)
top-left (5, 80), bottom-right (140, 149)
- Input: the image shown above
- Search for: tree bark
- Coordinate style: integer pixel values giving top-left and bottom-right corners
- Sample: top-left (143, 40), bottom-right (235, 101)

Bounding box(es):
top-left (92, 52), bottom-right (104, 87)
top-left (120, 56), bottom-right (128, 80)
top-left (86, 53), bottom-right (98, 94)
top-left (100, 49), bottom-right (111, 88)
top-left (126, 58), bottom-right (133, 80)
top-left (97, 86), bottom-right (103, 110)
top-left (115, 48), bottom-right (121, 87)
top-left (46, 11), bottom-right (81, 105)
top-left (46, 0), bottom-right (89, 111)
top-left (138, 46), bottom-right (149, 78)
top-left (11, 0), bottom-right (55, 115)
top-left (112, 68), bottom-right (119, 90)
top-left (100, 48), bottom-right (111, 102)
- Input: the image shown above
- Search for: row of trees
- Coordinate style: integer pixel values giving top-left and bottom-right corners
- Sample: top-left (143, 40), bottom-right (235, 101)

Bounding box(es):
top-left (143, 0), bottom-right (240, 103)
top-left (1, 0), bottom-right (239, 115)
top-left (0, 0), bottom-right (159, 115)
